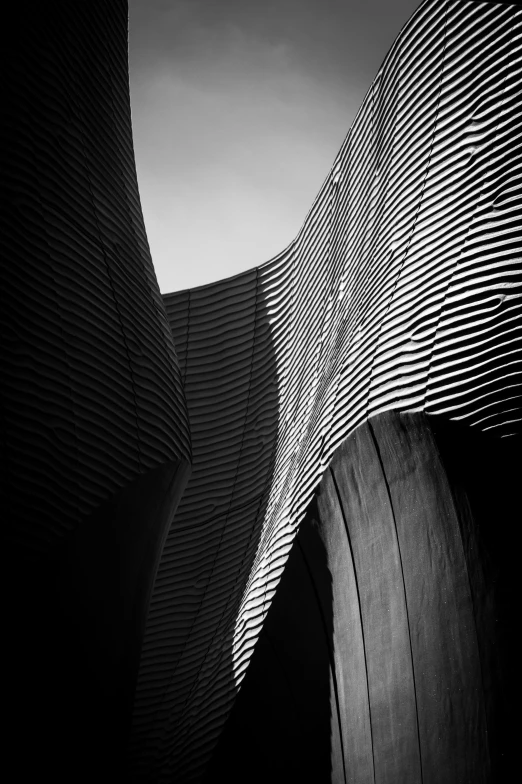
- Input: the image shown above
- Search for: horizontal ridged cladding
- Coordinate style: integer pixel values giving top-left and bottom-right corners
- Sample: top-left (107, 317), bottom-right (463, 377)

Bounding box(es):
top-left (370, 0), bottom-right (522, 420)
top-left (129, 268), bottom-right (281, 780)
top-left (131, 1), bottom-right (521, 780)
top-left (0, 1), bottom-right (190, 557)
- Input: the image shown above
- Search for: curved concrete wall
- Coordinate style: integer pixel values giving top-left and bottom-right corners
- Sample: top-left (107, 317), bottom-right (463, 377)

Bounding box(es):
top-left (317, 413), bottom-right (489, 784)
top-left (204, 413), bottom-right (517, 783)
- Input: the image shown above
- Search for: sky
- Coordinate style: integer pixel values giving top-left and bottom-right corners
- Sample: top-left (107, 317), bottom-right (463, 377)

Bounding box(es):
top-left (128, 0), bottom-right (422, 293)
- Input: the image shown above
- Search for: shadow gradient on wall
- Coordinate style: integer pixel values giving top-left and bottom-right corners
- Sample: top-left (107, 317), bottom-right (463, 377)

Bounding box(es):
top-left (203, 413), bottom-right (517, 783)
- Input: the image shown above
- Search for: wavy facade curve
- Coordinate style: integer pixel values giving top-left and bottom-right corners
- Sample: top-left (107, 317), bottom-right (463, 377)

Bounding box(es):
top-left (1, 1), bottom-right (190, 779)
top-left (2, 0), bottom-right (520, 781)
top-left (132, 0), bottom-right (521, 780)
top-left (1, 0), bottom-right (191, 561)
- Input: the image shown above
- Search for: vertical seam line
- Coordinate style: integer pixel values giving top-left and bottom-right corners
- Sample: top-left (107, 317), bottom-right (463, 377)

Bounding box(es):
top-left (368, 420), bottom-right (424, 784)
top-left (330, 465), bottom-right (376, 784)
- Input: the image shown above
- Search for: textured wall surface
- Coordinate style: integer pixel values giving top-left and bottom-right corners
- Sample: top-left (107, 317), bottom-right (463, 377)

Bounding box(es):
top-left (1, 1), bottom-right (520, 781)
top-left (132, 0), bottom-right (521, 779)
top-left (1, 0), bottom-right (190, 560)
top-left (129, 272), bottom-right (280, 779)
top-left (203, 412), bottom-right (517, 783)
top-left (1, 2), bottom-right (190, 779)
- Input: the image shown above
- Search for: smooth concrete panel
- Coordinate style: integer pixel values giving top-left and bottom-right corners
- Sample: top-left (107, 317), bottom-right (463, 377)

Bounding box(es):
top-left (428, 417), bottom-right (518, 782)
top-left (329, 423), bottom-right (421, 784)
top-left (370, 412), bottom-right (489, 784)
top-left (317, 469), bottom-right (375, 784)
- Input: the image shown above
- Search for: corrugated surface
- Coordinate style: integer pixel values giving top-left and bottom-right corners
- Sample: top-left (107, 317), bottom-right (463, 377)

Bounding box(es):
top-left (0, 0), bottom-right (190, 559)
top-left (132, 1), bottom-right (521, 780)
top-left (130, 269), bottom-right (281, 778)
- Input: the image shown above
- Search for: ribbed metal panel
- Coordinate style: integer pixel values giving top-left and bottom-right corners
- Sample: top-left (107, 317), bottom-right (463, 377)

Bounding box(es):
top-left (0, 0), bottom-right (190, 558)
top-left (131, 1), bottom-right (521, 780)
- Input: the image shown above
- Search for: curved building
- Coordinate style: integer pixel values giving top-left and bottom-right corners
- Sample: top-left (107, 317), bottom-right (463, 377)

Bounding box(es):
top-left (1, 0), bottom-right (190, 779)
top-left (133, 1), bottom-right (521, 780)
top-left (1, 0), bottom-right (520, 782)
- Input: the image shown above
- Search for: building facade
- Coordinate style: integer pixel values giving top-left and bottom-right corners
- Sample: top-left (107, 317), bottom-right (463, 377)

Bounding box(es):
top-left (1, 0), bottom-right (520, 781)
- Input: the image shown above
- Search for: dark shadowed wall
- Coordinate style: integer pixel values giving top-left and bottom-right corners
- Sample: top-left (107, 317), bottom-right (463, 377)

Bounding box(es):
top-left (1, 2), bottom-right (190, 779)
top-left (128, 273), bottom-right (281, 781)
top-left (204, 412), bottom-right (517, 783)
top-left (1, 0), bottom-right (190, 558)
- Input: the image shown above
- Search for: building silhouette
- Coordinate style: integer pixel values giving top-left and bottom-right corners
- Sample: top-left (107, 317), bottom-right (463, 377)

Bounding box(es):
top-left (1, 0), bottom-right (520, 782)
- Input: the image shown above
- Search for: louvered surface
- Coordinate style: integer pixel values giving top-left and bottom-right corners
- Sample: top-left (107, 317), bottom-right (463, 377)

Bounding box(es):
top-left (130, 269), bottom-right (281, 779)
top-left (132, 1), bottom-right (521, 780)
top-left (0, 0), bottom-right (190, 558)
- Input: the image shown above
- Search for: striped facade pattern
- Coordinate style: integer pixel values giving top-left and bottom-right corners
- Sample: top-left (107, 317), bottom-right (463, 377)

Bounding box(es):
top-left (0, 0), bottom-right (191, 559)
top-left (130, 1), bottom-right (522, 780)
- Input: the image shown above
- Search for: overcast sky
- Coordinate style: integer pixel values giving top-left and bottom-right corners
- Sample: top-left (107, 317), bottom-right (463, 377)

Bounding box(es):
top-left (128, 0), bottom-right (421, 293)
